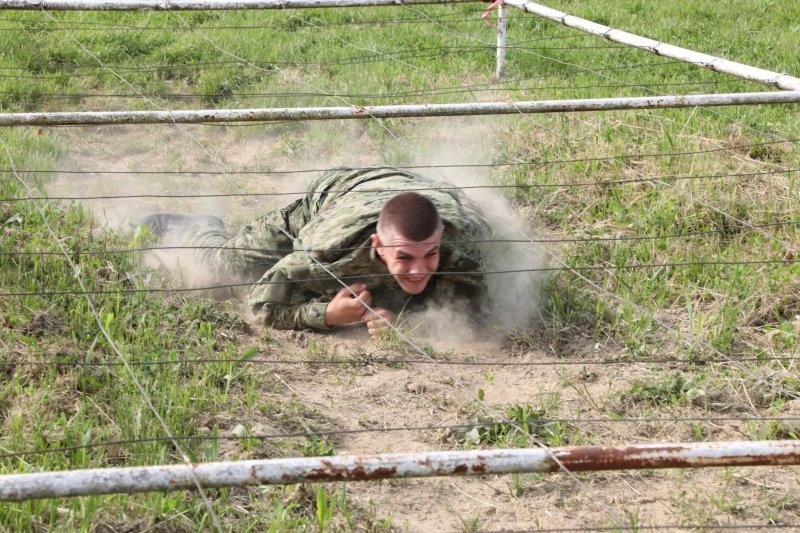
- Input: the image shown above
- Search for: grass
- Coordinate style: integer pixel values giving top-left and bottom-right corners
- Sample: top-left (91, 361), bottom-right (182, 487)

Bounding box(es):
top-left (1, 0), bottom-right (800, 530)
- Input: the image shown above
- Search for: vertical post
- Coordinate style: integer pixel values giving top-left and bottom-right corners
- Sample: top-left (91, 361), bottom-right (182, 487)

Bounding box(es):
top-left (496, 3), bottom-right (507, 79)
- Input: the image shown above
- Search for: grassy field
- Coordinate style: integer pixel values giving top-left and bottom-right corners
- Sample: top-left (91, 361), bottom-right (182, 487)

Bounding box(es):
top-left (1, 1), bottom-right (799, 530)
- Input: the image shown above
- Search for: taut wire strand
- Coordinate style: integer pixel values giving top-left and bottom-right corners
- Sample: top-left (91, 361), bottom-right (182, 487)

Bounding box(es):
top-left (4, 136), bottom-right (797, 174)
top-left (2, 260), bottom-right (798, 297)
top-left (3, 168), bottom-right (798, 201)
top-left (3, 219), bottom-right (799, 258)
top-left (3, 416), bottom-right (799, 461)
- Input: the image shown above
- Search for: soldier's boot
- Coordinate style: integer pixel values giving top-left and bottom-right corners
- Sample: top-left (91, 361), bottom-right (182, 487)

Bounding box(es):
top-left (136, 213), bottom-right (226, 238)
top-left (136, 214), bottom-right (234, 285)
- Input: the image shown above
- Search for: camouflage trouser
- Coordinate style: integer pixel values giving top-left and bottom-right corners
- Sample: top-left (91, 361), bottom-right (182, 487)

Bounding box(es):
top-left (155, 167), bottom-right (374, 287)
top-left (171, 197), bottom-right (308, 286)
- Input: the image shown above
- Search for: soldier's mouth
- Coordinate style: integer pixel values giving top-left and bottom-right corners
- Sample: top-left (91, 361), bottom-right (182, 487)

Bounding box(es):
top-left (400, 275), bottom-right (430, 292)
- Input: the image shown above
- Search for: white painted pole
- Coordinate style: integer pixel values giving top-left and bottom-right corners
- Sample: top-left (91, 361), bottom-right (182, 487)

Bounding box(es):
top-left (0, 91), bottom-right (798, 126)
top-left (503, 0), bottom-right (800, 91)
top-left (0, 0), bottom-right (476, 9)
top-left (1, 441), bottom-right (799, 501)
top-left (495, 3), bottom-right (507, 79)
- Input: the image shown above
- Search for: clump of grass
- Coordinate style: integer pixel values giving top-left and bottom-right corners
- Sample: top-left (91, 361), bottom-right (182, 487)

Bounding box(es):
top-left (459, 402), bottom-right (572, 448)
top-left (619, 371), bottom-right (707, 408)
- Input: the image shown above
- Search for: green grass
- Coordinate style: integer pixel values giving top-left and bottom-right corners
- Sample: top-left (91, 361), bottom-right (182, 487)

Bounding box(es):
top-left (1, 1), bottom-right (800, 529)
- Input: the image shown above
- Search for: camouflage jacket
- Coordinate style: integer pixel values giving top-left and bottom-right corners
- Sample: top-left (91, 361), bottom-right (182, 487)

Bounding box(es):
top-left (249, 167), bottom-right (490, 330)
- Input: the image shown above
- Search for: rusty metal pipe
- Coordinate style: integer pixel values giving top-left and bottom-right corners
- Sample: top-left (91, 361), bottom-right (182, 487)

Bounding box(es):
top-left (0, 0), bottom-right (476, 10)
top-left (503, 0), bottom-right (800, 91)
top-left (1, 441), bottom-right (799, 501)
top-left (1, 91), bottom-right (799, 127)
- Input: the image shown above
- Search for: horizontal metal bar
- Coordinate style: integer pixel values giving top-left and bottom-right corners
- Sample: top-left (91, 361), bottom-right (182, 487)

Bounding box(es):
top-left (1, 91), bottom-right (799, 126)
top-left (0, 0), bottom-right (476, 9)
top-left (1, 440), bottom-right (798, 501)
top-left (504, 0), bottom-right (800, 91)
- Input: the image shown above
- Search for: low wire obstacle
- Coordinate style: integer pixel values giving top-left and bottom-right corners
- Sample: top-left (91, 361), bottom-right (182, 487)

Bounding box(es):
top-left (1, 1), bottom-right (799, 524)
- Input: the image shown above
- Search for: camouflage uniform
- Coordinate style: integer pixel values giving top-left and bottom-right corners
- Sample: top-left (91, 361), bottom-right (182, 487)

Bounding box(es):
top-left (179, 167), bottom-right (489, 330)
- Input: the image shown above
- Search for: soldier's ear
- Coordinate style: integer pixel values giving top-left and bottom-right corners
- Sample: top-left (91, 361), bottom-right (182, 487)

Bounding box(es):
top-left (370, 233), bottom-right (384, 256)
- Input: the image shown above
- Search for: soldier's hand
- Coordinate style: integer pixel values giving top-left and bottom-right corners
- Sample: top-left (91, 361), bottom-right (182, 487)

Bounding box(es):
top-left (324, 283), bottom-right (372, 326)
top-left (363, 307), bottom-right (397, 338)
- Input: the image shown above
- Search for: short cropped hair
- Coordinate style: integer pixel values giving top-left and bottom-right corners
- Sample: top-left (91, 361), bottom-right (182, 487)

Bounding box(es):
top-left (377, 192), bottom-right (443, 241)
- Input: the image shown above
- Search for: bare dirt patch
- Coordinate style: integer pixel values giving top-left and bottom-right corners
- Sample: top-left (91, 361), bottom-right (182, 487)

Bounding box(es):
top-left (235, 329), bottom-right (800, 531)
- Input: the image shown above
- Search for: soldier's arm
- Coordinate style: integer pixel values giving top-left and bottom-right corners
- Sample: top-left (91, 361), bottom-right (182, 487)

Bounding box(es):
top-left (248, 255), bottom-right (378, 330)
top-left (248, 258), bottom-right (334, 330)
top-left (261, 299), bottom-right (331, 331)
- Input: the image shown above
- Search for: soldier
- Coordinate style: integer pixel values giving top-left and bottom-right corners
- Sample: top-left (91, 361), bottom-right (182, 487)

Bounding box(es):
top-left (140, 167), bottom-right (490, 337)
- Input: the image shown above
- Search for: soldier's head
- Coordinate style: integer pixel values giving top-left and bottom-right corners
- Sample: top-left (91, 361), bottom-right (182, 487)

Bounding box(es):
top-left (371, 192), bottom-right (443, 295)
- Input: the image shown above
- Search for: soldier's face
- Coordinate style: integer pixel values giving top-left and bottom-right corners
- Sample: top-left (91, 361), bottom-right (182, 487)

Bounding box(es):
top-left (371, 229), bottom-right (442, 294)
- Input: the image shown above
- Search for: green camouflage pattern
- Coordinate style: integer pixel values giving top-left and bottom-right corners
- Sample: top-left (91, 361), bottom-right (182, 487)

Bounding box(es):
top-left (182, 167), bottom-right (490, 330)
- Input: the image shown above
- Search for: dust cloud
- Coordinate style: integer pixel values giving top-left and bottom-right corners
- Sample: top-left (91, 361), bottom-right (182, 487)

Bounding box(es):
top-left (48, 119), bottom-right (546, 341)
top-left (408, 117), bottom-right (548, 338)
top-left (46, 124), bottom-right (317, 288)
top-left (402, 299), bottom-right (484, 350)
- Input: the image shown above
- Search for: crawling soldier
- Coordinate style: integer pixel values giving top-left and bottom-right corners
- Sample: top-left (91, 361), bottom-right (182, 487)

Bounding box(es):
top-left (140, 167), bottom-right (490, 337)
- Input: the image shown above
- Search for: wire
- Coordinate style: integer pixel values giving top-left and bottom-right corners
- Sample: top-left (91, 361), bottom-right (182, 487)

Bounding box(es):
top-left (1, 259), bottom-right (797, 298)
top-left (1, 7), bottom-right (780, 524)
top-left (0, 58), bottom-right (686, 81)
top-left (4, 168), bottom-right (797, 202)
top-left (0, 43), bottom-right (630, 81)
top-left (4, 137), bottom-right (795, 175)
top-left (0, 10), bottom-right (792, 524)
top-left (2, 220), bottom-right (799, 259)
top-left (0, 78), bottom-right (737, 103)
top-left (1, 416), bottom-right (797, 461)
top-left (0, 42), bottom-right (630, 73)
top-left (0, 78), bottom-right (744, 106)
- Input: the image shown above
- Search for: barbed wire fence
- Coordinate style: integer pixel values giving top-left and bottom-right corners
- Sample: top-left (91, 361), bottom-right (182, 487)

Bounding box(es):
top-left (0, 0), bottom-right (796, 458)
top-left (0, 0), bottom-right (792, 438)
top-left (1, 0), bottom-right (799, 529)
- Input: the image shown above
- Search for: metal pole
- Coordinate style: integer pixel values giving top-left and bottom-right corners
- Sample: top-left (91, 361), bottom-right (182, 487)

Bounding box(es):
top-left (1, 441), bottom-right (798, 501)
top-left (495, 3), bottom-right (507, 79)
top-left (0, 0), bottom-right (476, 9)
top-left (1, 91), bottom-right (798, 126)
top-left (503, 0), bottom-right (800, 91)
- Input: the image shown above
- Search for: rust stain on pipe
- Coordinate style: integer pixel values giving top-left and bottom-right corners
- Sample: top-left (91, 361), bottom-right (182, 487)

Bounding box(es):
top-left (553, 443), bottom-right (800, 472)
top-left (302, 460), bottom-right (398, 482)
